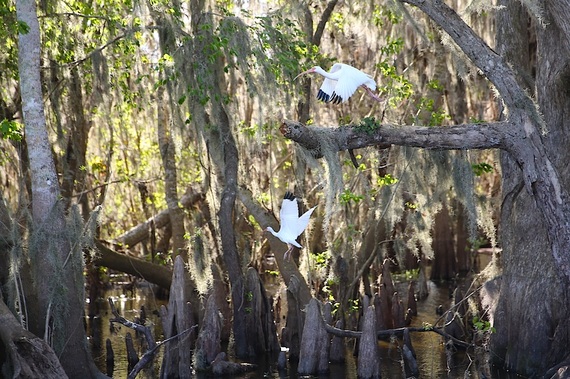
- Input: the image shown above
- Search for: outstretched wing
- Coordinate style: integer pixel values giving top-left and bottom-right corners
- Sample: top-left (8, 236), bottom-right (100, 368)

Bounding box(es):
top-left (330, 65), bottom-right (369, 103)
top-left (327, 64), bottom-right (377, 103)
top-left (279, 192), bottom-right (300, 236)
top-left (295, 206), bottom-right (316, 237)
top-left (317, 78), bottom-right (337, 102)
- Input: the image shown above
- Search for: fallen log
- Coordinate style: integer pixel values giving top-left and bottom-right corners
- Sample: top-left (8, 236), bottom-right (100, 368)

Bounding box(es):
top-left (115, 189), bottom-right (204, 248)
top-left (94, 240), bottom-right (172, 289)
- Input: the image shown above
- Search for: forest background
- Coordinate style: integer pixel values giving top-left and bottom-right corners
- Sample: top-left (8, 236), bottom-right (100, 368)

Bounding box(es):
top-left (2, 0), bottom-right (570, 377)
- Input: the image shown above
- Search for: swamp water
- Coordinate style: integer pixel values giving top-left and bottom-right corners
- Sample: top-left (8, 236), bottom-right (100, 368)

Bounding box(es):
top-left (86, 257), bottom-right (522, 378)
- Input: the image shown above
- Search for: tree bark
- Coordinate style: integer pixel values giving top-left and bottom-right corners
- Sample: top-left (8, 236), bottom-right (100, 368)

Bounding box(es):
top-left (157, 90), bottom-right (187, 259)
top-left (488, 0), bottom-right (570, 375)
top-left (159, 256), bottom-right (196, 379)
top-left (357, 305), bottom-right (381, 379)
top-left (16, 0), bottom-right (101, 376)
top-left (156, 15), bottom-right (187, 260)
top-left (0, 296), bottom-right (68, 379)
top-left (297, 299), bottom-right (330, 375)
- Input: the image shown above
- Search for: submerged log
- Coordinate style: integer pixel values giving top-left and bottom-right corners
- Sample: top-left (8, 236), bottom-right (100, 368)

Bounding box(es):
top-left (160, 255), bottom-right (196, 378)
top-left (211, 352), bottom-right (257, 375)
top-left (357, 305), bottom-right (381, 379)
top-left (298, 298), bottom-right (330, 375)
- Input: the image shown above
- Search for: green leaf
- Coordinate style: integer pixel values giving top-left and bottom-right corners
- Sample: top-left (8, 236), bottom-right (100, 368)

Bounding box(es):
top-left (0, 119), bottom-right (23, 141)
top-left (472, 162), bottom-right (494, 176)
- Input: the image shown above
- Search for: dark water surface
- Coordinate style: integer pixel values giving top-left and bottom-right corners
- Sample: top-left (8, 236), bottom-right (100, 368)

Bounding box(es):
top-left (87, 264), bottom-right (523, 378)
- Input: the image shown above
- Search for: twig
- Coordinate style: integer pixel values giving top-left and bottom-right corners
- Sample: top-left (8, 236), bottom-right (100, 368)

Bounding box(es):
top-left (108, 298), bottom-right (155, 348)
top-left (108, 298), bottom-right (197, 379)
top-left (323, 321), bottom-right (473, 349)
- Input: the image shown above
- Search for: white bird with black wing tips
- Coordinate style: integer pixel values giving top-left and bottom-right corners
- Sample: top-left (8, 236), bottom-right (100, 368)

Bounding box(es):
top-left (294, 63), bottom-right (383, 104)
top-left (265, 192), bottom-right (316, 261)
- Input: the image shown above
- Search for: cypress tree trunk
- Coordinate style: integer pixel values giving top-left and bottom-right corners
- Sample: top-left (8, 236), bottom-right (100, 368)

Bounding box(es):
top-left (490, 0), bottom-right (570, 374)
top-left (16, 0), bottom-right (101, 376)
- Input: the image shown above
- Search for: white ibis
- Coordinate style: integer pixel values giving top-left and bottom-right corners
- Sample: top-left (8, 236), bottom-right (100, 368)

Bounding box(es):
top-left (294, 63), bottom-right (383, 104)
top-left (265, 192), bottom-right (316, 261)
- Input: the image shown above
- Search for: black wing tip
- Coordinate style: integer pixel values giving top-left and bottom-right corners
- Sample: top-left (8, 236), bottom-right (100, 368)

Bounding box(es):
top-left (330, 92), bottom-right (343, 104)
top-left (316, 90), bottom-right (343, 104)
top-left (317, 89), bottom-right (330, 103)
top-left (283, 191), bottom-right (296, 201)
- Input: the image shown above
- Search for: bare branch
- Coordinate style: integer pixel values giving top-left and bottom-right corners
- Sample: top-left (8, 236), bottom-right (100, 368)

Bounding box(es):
top-left (313, 0), bottom-right (339, 46)
top-left (323, 319), bottom-right (473, 348)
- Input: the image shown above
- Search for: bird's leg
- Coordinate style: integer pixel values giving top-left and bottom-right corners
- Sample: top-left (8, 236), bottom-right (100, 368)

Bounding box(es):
top-left (362, 85), bottom-right (385, 103)
top-left (284, 245), bottom-right (293, 261)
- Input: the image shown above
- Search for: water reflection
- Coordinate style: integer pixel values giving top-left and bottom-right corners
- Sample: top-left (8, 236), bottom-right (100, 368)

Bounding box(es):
top-left (86, 264), bottom-right (519, 378)
top-left (87, 287), bottom-right (167, 378)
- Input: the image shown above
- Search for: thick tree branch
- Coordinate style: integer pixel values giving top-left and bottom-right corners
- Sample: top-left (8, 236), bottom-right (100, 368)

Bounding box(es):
top-left (94, 240), bottom-right (173, 289)
top-left (280, 119), bottom-right (508, 154)
top-left (400, 0), bottom-right (538, 120)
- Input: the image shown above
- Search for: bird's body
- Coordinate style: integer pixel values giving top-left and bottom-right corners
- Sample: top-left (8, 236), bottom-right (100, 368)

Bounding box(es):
top-left (294, 63), bottom-right (383, 103)
top-left (266, 192), bottom-right (316, 261)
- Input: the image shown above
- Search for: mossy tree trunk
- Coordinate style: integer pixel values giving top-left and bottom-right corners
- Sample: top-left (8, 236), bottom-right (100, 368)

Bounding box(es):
top-left (156, 14), bottom-right (187, 261)
top-left (490, 0), bottom-right (570, 374)
top-left (15, 0), bottom-right (101, 376)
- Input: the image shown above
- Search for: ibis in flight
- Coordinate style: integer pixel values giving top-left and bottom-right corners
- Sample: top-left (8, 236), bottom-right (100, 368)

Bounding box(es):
top-left (294, 63), bottom-right (383, 104)
top-left (265, 192), bottom-right (316, 261)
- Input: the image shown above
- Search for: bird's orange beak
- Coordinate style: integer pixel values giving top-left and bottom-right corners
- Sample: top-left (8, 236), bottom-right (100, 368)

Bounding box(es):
top-left (293, 68), bottom-right (313, 81)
